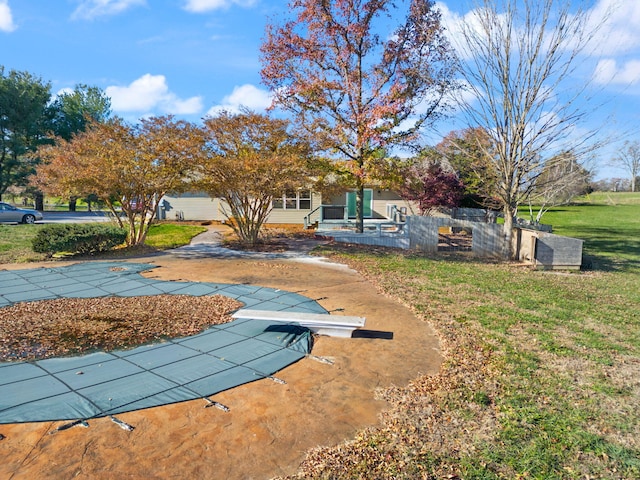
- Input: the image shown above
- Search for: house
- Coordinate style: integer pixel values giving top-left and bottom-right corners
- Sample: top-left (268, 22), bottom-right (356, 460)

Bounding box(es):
top-left (159, 188), bottom-right (415, 227)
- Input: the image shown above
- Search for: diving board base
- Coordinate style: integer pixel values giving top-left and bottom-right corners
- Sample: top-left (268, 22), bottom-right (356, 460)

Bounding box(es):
top-left (231, 309), bottom-right (365, 338)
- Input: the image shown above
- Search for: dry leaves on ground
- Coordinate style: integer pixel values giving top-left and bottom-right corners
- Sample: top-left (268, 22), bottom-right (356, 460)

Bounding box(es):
top-left (0, 294), bottom-right (242, 362)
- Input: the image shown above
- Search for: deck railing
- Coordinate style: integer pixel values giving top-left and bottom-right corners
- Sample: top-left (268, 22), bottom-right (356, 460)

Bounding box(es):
top-left (303, 205), bottom-right (347, 229)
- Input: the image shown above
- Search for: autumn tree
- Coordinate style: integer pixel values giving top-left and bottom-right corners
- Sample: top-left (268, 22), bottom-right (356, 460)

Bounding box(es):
top-left (399, 149), bottom-right (464, 215)
top-left (611, 141), bottom-right (640, 193)
top-left (261, 0), bottom-right (457, 233)
top-left (196, 110), bottom-right (312, 246)
top-left (34, 116), bottom-right (204, 245)
top-left (456, 0), bottom-right (603, 257)
top-left (436, 127), bottom-right (499, 208)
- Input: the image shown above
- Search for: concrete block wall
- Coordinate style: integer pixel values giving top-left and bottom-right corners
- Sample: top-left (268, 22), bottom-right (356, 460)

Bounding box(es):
top-left (406, 216), bottom-right (440, 253)
top-left (407, 216), bottom-right (505, 257)
top-left (472, 223), bottom-right (506, 257)
top-left (534, 231), bottom-right (583, 270)
top-left (321, 217), bottom-right (581, 269)
top-left (513, 228), bottom-right (583, 269)
top-left (329, 232), bottom-right (410, 249)
top-left (514, 229), bottom-right (537, 263)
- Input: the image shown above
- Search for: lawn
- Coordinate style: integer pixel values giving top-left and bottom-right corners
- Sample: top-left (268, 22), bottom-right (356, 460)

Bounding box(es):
top-left (0, 224), bottom-right (47, 263)
top-left (295, 193), bottom-right (640, 479)
top-left (0, 222), bottom-right (207, 264)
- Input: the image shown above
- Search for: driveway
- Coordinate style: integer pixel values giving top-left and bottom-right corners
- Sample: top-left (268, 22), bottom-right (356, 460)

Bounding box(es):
top-left (42, 211), bottom-right (114, 223)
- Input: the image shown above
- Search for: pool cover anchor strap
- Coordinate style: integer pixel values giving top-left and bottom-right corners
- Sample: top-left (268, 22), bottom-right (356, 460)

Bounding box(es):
top-left (110, 415), bottom-right (135, 431)
top-left (49, 419), bottom-right (89, 434)
top-left (203, 398), bottom-right (230, 412)
top-left (267, 375), bottom-right (286, 385)
top-left (306, 354), bottom-right (335, 365)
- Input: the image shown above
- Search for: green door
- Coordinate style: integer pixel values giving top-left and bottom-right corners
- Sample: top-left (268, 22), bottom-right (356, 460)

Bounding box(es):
top-left (347, 189), bottom-right (373, 218)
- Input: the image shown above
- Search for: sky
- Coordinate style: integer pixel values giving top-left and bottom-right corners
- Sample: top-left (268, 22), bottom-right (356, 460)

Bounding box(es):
top-left (1, 0), bottom-right (639, 180)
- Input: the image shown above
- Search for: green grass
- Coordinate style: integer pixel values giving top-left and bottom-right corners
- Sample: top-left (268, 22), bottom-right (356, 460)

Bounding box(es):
top-left (305, 251), bottom-right (640, 479)
top-left (144, 223), bottom-right (207, 248)
top-left (2, 193), bottom-right (639, 478)
top-left (0, 222), bottom-right (206, 264)
top-left (301, 193), bottom-right (640, 479)
top-left (0, 225), bottom-right (48, 263)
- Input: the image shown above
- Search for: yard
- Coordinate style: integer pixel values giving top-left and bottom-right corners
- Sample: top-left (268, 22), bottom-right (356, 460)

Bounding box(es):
top-left (290, 193), bottom-right (640, 479)
top-left (0, 193), bottom-right (639, 478)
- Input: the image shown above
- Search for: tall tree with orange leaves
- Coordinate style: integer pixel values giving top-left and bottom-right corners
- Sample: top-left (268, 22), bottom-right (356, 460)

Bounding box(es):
top-left (260, 0), bottom-right (457, 232)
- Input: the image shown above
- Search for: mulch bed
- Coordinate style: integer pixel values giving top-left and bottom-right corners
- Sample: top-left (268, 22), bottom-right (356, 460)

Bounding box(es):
top-left (0, 294), bottom-right (242, 362)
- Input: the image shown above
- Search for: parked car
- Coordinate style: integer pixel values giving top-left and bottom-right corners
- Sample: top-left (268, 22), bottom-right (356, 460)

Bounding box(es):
top-left (0, 202), bottom-right (44, 224)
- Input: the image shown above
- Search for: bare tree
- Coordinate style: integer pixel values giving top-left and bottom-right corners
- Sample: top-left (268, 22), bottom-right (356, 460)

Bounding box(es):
top-left (526, 152), bottom-right (592, 223)
top-left (611, 140), bottom-right (640, 193)
top-left (456, 0), bottom-right (604, 257)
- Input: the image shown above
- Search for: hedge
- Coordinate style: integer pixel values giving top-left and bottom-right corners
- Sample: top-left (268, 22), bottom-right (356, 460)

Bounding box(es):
top-left (32, 224), bottom-right (128, 256)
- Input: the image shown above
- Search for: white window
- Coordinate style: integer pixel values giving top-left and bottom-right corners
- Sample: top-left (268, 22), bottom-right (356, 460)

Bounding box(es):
top-left (273, 190), bottom-right (311, 210)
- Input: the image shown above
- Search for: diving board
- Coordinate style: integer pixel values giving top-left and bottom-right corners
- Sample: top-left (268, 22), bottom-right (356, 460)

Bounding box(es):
top-left (232, 309), bottom-right (366, 338)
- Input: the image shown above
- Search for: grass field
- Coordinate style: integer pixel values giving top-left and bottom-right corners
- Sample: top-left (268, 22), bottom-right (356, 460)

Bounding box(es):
top-left (0, 222), bottom-right (206, 264)
top-left (296, 193), bottom-right (640, 479)
top-left (0, 224), bottom-right (47, 263)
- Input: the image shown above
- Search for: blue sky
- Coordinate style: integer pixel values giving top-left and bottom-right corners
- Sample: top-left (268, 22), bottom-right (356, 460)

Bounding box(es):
top-left (1, 0), bottom-right (639, 180)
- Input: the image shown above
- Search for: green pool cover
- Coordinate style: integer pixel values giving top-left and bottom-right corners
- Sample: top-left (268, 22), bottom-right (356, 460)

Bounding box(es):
top-left (0, 262), bottom-right (325, 425)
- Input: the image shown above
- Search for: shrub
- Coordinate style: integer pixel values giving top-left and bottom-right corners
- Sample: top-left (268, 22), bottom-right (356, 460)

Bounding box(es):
top-left (32, 224), bottom-right (127, 256)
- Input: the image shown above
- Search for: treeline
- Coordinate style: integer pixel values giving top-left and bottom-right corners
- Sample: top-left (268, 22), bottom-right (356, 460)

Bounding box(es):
top-left (592, 178), bottom-right (640, 192)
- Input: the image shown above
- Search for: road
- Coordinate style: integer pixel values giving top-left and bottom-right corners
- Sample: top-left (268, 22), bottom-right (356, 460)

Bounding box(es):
top-left (40, 211), bottom-right (115, 223)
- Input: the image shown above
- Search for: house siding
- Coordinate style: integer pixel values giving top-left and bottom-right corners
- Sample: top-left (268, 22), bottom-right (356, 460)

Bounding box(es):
top-left (162, 191), bottom-right (321, 225)
top-left (161, 192), bottom-right (222, 221)
top-left (267, 192), bottom-right (321, 224)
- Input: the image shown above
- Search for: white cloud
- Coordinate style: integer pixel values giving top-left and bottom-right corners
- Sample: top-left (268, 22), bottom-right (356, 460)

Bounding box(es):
top-left (593, 58), bottom-right (640, 86)
top-left (106, 74), bottom-right (204, 115)
top-left (54, 87), bottom-right (75, 97)
top-left (436, 2), bottom-right (510, 61)
top-left (183, 0), bottom-right (257, 13)
top-left (206, 84), bottom-right (272, 116)
top-left (439, 0), bottom-right (640, 59)
top-left (435, 2), bottom-right (466, 55)
top-left (171, 96), bottom-right (206, 115)
top-left (586, 0), bottom-right (640, 56)
top-left (0, 0), bottom-right (16, 32)
top-left (71, 0), bottom-right (146, 21)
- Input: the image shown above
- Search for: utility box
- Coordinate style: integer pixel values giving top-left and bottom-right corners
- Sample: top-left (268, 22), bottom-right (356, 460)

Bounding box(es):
top-left (515, 228), bottom-right (583, 270)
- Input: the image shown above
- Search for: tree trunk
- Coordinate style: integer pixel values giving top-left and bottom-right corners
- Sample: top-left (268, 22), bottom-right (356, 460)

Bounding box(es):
top-left (502, 205), bottom-right (516, 259)
top-left (356, 185), bottom-right (364, 234)
top-left (35, 193), bottom-right (44, 211)
top-left (69, 196), bottom-right (77, 212)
